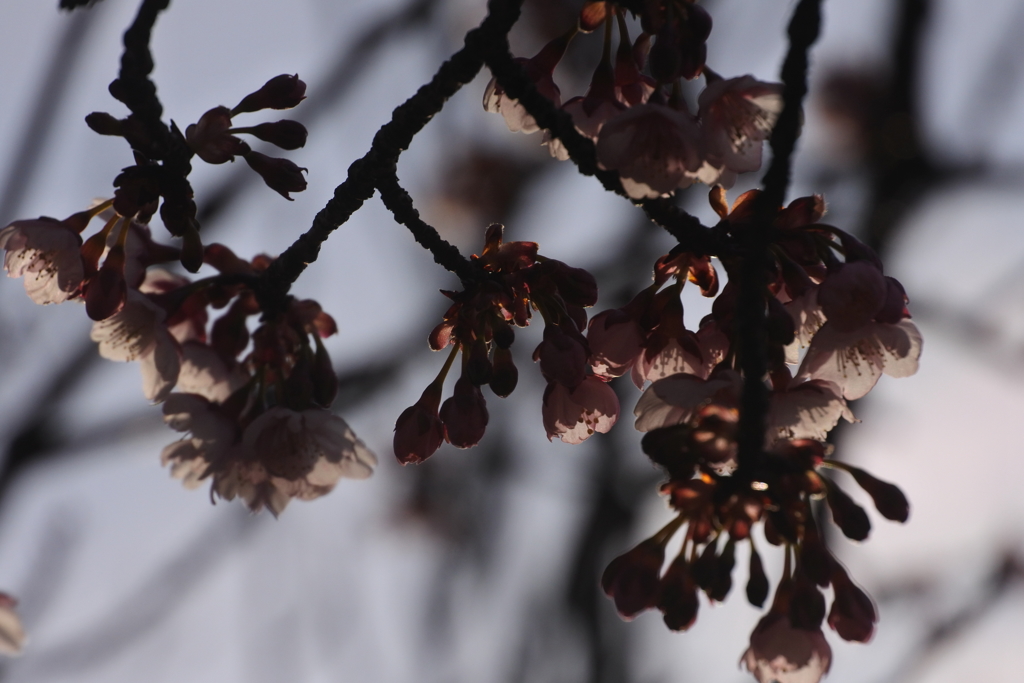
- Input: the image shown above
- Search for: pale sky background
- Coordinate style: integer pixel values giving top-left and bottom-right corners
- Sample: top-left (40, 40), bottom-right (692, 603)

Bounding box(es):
top-left (0, 1), bottom-right (1023, 682)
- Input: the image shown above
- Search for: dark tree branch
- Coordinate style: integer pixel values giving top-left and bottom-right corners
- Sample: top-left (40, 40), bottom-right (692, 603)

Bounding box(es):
top-left (736, 0), bottom-right (822, 471)
top-left (255, 0), bottom-right (527, 316)
top-left (478, 10), bottom-right (718, 254)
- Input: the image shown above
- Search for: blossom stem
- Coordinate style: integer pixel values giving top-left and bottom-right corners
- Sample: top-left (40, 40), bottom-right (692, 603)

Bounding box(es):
top-left (430, 342), bottom-right (461, 391)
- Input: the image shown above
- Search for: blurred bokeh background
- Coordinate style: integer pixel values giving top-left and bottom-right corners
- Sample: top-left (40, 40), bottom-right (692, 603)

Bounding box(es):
top-left (1, 0), bottom-right (1023, 681)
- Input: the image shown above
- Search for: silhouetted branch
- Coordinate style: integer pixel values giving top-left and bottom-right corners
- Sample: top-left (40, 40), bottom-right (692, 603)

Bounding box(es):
top-left (737, 0), bottom-right (822, 471)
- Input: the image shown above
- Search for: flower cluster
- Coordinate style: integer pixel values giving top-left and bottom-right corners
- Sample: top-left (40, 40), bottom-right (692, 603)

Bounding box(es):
top-left (1, 72), bottom-right (375, 517)
top-left (593, 187), bottom-right (920, 681)
top-left (484, 1), bottom-right (783, 198)
top-left (393, 224), bottom-right (615, 463)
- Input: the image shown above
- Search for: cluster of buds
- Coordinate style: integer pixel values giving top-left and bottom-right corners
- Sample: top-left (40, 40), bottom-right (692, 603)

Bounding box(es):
top-left (84, 74), bottom-right (309, 275)
top-left (183, 74), bottom-right (309, 200)
top-left (393, 224), bottom-right (614, 464)
top-left (1, 72), bottom-right (375, 518)
top-left (590, 187), bottom-right (919, 681)
top-left (484, 1), bottom-right (784, 198)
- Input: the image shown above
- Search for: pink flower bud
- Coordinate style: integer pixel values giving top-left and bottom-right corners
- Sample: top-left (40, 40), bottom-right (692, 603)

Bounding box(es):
top-left (440, 377), bottom-right (489, 448)
top-left (232, 74), bottom-right (307, 115)
top-left (243, 151), bottom-right (307, 200)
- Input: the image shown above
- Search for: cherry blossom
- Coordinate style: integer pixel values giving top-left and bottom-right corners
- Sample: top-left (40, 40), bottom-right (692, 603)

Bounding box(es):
top-left (596, 102), bottom-right (707, 199)
top-left (90, 289), bottom-right (182, 402)
top-left (698, 74), bottom-right (783, 175)
top-left (163, 398), bottom-right (376, 516)
top-left (0, 217), bottom-right (84, 304)
top-left (633, 370), bottom-right (740, 433)
top-left (796, 319), bottom-right (922, 400)
top-left (768, 376), bottom-right (855, 443)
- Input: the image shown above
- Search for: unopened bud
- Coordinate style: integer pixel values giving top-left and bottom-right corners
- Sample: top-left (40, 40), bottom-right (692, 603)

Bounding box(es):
top-left (242, 120), bottom-right (308, 150)
top-left (439, 376), bottom-right (489, 448)
top-left (232, 74), bottom-right (307, 115)
top-left (825, 480), bottom-right (871, 541)
top-left (490, 346), bottom-right (518, 397)
top-left (601, 539), bottom-right (664, 619)
top-left (846, 465), bottom-right (910, 523)
top-left (243, 151), bottom-right (307, 200)
top-left (394, 385), bottom-right (444, 464)
top-left (746, 547), bottom-right (769, 607)
top-left (85, 112), bottom-right (124, 136)
top-left (659, 555), bottom-right (699, 631)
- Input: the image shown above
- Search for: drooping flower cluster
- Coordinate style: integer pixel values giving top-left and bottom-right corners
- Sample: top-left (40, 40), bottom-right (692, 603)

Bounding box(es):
top-left (484, 1), bottom-right (783, 198)
top-left (393, 224), bottom-right (616, 464)
top-left (593, 187), bottom-right (920, 682)
top-left (0, 72), bottom-right (376, 517)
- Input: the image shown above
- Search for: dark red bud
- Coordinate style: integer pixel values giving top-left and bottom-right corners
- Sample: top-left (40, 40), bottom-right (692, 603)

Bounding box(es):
top-left (846, 465), bottom-right (910, 522)
top-left (429, 321), bottom-right (455, 351)
top-left (691, 537), bottom-right (718, 591)
top-left (492, 320), bottom-right (515, 349)
top-left (180, 224), bottom-right (204, 274)
top-left (490, 347), bottom-right (518, 398)
top-left (658, 555), bottom-right (699, 631)
top-left (825, 480), bottom-right (872, 541)
top-left (466, 339), bottom-right (493, 386)
top-left (85, 112), bottom-right (124, 136)
top-left (243, 151), bottom-right (307, 200)
top-left (746, 547), bottom-right (769, 607)
top-left (439, 376), bottom-right (489, 448)
top-left (601, 539), bottom-right (664, 619)
top-left (707, 538), bottom-right (736, 602)
top-left (394, 385), bottom-right (445, 464)
top-left (828, 566), bottom-right (877, 642)
top-left (244, 120), bottom-right (308, 150)
top-left (232, 74), bottom-right (307, 115)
